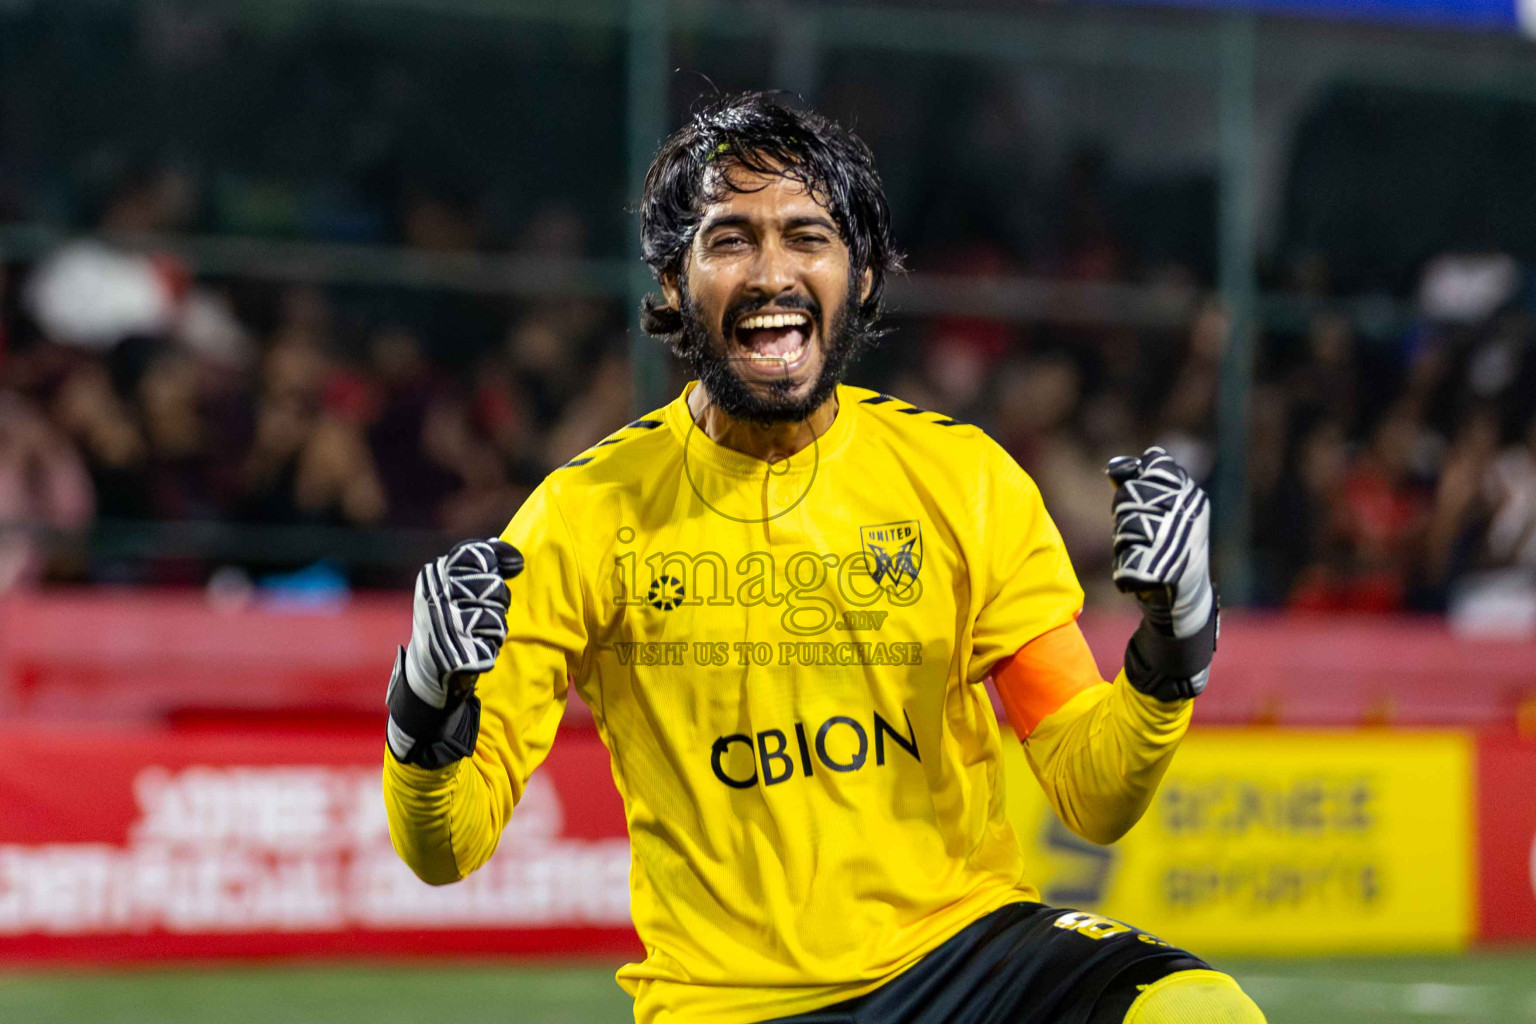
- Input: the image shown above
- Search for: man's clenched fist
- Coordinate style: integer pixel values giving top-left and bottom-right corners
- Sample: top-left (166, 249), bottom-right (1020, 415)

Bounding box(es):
top-left (387, 538), bottom-right (524, 768)
top-left (1104, 447), bottom-right (1217, 701)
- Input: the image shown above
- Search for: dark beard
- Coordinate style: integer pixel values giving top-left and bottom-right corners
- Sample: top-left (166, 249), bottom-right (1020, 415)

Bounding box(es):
top-left (678, 272), bottom-right (873, 425)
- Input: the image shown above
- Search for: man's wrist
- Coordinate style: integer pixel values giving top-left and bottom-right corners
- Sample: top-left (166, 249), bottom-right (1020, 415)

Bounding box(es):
top-left (386, 646), bottom-right (481, 768)
top-left (1122, 599), bottom-right (1218, 702)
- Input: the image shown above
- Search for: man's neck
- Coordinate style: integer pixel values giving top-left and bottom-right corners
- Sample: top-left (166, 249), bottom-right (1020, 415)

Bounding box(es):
top-left (687, 383), bottom-right (838, 463)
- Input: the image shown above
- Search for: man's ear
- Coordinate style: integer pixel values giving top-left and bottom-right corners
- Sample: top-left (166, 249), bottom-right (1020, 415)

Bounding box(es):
top-left (859, 268), bottom-right (874, 305)
top-left (661, 272), bottom-right (682, 312)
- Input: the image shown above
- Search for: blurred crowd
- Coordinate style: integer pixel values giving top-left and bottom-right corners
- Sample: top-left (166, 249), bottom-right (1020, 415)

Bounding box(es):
top-left (0, 176), bottom-right (633, 590)
top-left (4, 6), bottom-right (1536, 622)
top-left (934, 249), bottom-right (1536, 628)
top-left (7, 195), bottom-right (1536, 629)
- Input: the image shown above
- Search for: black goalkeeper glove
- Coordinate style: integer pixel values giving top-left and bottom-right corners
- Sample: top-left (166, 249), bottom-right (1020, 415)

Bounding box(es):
top-left (386, 538), bottom-right (524, 769)
top-left (1105, 446), bottom-right (1218, 702)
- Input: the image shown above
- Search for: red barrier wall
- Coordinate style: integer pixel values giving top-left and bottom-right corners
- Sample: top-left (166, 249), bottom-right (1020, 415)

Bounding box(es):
top-left (0, 593), bottom-right (593, 728)
top-left (0, 593), bottom-right (405, 722)
top-left (1078, 613), bottom-right (1536, 727)
top-left (1, 593), bottom-right (1532, 728)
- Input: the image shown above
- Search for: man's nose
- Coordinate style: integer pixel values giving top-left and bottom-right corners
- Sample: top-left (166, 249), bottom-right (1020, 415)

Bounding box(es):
top-left (745, 236), bottom-right (797, 296)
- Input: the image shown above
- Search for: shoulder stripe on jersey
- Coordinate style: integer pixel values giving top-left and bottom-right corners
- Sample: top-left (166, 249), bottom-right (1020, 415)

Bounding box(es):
top-left (859, 392), bottom-right (970, 428)
top-left (558, 416), bottom-right (666, 469)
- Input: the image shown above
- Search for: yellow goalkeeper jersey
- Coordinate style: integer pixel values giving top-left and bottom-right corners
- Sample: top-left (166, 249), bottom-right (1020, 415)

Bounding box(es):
top-left (383, 381), bottom-right (1184, 1023)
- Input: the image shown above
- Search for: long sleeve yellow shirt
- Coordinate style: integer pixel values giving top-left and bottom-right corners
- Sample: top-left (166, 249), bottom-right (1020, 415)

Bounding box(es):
top-left (383, 382), bottom-right (1193, 1023)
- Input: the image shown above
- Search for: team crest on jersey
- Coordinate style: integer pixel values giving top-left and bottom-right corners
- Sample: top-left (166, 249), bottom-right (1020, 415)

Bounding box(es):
top-left (860, 520), bottom-right (922, 596)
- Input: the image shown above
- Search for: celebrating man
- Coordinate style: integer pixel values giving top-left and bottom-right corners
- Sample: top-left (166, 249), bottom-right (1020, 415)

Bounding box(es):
top-left (383, 92), bottom-right (1262, 1024)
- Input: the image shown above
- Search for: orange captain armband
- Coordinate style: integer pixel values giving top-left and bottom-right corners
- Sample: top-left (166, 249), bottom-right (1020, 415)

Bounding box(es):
top-left (993, 620), bottom-right (1107, 740)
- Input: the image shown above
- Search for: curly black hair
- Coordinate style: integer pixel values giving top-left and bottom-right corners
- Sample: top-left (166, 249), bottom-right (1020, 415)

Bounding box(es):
top-left (637, 91), bottom-right (905, 349)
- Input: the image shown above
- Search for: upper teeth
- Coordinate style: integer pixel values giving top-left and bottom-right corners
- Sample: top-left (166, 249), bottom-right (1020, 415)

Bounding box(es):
top-left (738, 312), bottom-right (809, 330)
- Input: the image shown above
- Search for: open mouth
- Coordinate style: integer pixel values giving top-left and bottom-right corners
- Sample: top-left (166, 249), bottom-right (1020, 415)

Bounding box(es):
top-left (732, 310), bottom-right (814, 376)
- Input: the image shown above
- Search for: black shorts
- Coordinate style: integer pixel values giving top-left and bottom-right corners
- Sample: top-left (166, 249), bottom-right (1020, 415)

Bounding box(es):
top-left (765, 902), bottom-right (1209, 1024)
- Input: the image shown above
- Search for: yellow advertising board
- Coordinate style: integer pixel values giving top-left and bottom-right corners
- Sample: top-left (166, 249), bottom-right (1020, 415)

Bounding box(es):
top-left (1004, 729), bottom-right (1475, 955)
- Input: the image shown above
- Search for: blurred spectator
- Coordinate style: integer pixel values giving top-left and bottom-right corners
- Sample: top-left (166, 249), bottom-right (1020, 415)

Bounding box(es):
top-left (24, 168), bottom-right (196, 353)
top-left (546, 350), bottom-right (631, 465)
top-left (0, 392), bottom-right (94, 589)
top-left (52, 359), bottom-right (151, 519)
top-left (1265, 416), bottom-right (1346, 601)
top-left (1286, 311), bottom-right (1358, 435)
top-left (1443, 412), bottom-right (1536, 633)
top-left (366, 326), bottom-right (462, 529)
top-left (1422, 409), bottom-right (1500, 595)
top-left (1290, 406), bottom-right (1432, 612)
top-left (25, 242), bottom-right (181, 352)
top-left (505, 312), bottom-right (584, 434)
top-left (130, 342), bottom-right (204, 515)
top-left (1482, 414), bottom-right (1536, 571)
top-left (995, 354), bottom-right (1120, 600)
top-left (241, 298), bottom-right (386, 529)
top-left (1151, 299), bottom-right (1225, 483)
top-left (920, 244), bottom-right (1017, 420)
top-left (1417, 252), bottom-right (1520, 326)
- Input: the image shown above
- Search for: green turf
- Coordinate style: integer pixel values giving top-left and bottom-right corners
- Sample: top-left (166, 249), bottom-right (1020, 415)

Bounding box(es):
top-left (0, 954), bottom-right (1533, 1023)
top-left (1220, 953), bottom-right (1536, 1023)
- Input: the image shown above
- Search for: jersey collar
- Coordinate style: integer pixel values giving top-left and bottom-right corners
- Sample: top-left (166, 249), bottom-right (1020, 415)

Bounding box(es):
top-left (664, 380), bottom-right (855, 478)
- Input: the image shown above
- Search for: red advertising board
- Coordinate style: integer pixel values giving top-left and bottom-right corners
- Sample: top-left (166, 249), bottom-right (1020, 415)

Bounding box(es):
top-left (0, 725), bottom-right (640, 963)
top-left (1477, 733), bottom-right (1536, 943)
top-left (2, 722), bottom-right (1534, 963)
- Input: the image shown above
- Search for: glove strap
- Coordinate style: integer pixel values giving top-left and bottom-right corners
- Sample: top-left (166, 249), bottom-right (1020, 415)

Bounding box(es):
top-left (386, 646), bottom-right (480, 769)
top-left (1123, 591), bottom-right (1219, 703)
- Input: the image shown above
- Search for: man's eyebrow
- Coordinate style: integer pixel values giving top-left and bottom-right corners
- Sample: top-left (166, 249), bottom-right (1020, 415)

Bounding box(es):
top-left (697, 213), bottom-right (839, 235)
top-left (699, 213), bottom-right (751, 234)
